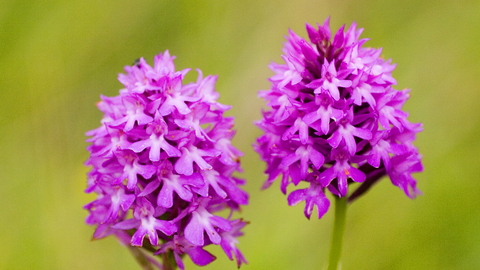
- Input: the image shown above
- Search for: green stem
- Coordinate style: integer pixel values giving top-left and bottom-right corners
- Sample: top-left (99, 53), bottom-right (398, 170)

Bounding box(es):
top-left (327, 195), bottom-right (348, 270)
top-left (127, 246), bottom-right (177, 270)
top-left (162, 251), bottom-right (177, 270)
top-left (126, 246), bottom-right (155, 270)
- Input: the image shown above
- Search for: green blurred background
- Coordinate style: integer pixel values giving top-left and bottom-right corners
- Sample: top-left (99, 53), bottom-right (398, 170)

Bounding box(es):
top-left (1, 0), bottom-right (480, 269)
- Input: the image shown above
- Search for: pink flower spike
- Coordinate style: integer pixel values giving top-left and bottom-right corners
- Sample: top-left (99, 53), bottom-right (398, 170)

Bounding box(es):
top-left (85, 51), bottom-right (248, 269)
top-left (255, 19), bottom-right (423, 217)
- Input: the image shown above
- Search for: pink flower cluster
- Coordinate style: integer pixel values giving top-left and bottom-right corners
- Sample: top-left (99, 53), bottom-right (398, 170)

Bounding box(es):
top-left (85, 51), bottom-right (247, 269)
top-left (255, 19), bottom-right (423, 219)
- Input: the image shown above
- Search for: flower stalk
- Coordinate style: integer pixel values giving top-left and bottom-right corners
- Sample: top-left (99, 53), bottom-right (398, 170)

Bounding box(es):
top-left (126, 246), bottom-right (155, 270)
top-left (161, 251), bottom-right (177, 270)
top-left (327, 195), bottom-right (347, 270)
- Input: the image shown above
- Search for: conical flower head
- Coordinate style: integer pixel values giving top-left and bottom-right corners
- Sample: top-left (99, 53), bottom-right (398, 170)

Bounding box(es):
top-left (255, 18), bottom-right (423, 219)
top-left (85, 51), bottom-right (248, 268)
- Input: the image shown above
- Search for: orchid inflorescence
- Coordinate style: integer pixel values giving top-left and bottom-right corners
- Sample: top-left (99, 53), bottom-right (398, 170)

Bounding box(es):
top-left (85, 51), bottom-right (248, 269)
top-left (254, 18), bottom-right (423, 219)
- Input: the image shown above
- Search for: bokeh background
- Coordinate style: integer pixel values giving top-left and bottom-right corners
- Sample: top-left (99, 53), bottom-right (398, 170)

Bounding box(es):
top-left (1, 0), bottom-right (480, 269)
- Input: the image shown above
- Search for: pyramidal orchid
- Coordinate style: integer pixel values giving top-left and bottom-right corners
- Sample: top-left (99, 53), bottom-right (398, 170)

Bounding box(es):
top-left (85, 51), bottom-right (248, 269)
top-left (254, 18), bottom-right (423, 269)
